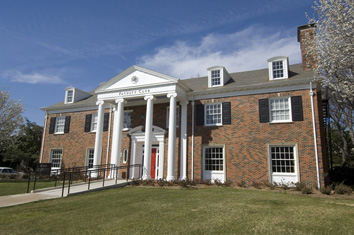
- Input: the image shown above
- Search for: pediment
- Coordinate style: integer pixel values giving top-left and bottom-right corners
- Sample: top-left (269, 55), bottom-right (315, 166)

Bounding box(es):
top-left (95, 65), bottom-right (179, 93)
top-left (128, 125), bottom-right (166, 136)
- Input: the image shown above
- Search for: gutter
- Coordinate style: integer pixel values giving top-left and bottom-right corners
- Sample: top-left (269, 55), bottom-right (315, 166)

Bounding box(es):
top-left (39, 111), bottom-right (48, 163)
top-left (310, 82), bottom-right (321, 189)
top-left (191, 97), bottom-right (195, 180)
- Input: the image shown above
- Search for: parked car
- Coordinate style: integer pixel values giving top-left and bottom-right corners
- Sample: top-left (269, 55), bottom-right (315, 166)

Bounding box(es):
top-left (0, 167), bottom-right (20, 178)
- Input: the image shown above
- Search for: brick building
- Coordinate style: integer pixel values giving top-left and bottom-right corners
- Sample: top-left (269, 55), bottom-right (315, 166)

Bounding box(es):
top-left (39, 24), bottom-right (328, 187)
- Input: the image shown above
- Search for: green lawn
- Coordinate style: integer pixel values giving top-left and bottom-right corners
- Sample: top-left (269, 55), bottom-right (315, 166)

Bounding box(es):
top-left (1, 187), bottom-right (354, 234)
top-left (0, 180), bottom-right (60, 196)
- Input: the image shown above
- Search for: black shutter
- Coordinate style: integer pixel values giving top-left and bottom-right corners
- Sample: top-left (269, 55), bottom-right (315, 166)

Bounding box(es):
top-left (64, 116), bottom-right (71, 133)
top-left (259, 99), bottom-right (269, 123)
top-left (84, 114), bottom-right (92, 132)
top-left (196, 104), bottom-right (204, 126)
top-left (103, 113), bottom-right (109, 131)
top-left (49, 117), bottom-right (56, 134)
top-left (291, 96), bottom-right (304, 121)
top-left (222, 102), bottom-right (231, 125)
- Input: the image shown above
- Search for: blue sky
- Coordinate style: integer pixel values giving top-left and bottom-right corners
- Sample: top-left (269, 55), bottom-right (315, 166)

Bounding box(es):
top-left (0, 0), bottom-right (315, 125)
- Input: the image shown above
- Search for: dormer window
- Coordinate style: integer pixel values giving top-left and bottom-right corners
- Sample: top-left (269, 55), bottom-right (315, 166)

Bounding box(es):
top-left (207, 66), bottom-right (231, 88)
top-left (267, 56), bottom-right (289, 80)
top-left (211, 70), bottom-right (221, 86)
top-left (66, 90), bottom-right (74, 103)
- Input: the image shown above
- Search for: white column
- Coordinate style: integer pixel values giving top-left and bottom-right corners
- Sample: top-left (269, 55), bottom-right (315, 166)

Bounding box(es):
top-left (179, 100), bottom-right (188, 180)
top-left (166, 93), bottom-right (177, 181)
top-left (93, 100), bottom-right (105, 177)
top-left (110, 99), bottom-right (125, 178)
top-left (142, 95), bottom-right (154, 180)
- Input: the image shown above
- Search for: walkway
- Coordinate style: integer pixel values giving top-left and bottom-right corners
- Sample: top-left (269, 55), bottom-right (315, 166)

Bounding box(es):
top-left (0, 179), bottom-right (129, 208)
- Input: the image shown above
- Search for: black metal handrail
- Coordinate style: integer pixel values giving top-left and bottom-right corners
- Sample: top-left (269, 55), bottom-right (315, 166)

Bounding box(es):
top-left (27, 164), bottom-right (142, 195)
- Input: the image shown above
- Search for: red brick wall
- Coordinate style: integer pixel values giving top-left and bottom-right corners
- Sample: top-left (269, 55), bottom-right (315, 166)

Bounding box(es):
top-left (189, 88), bottom-right (327, 187)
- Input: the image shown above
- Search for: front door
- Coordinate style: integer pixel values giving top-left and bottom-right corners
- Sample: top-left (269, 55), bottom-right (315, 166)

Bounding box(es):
top-left (150, 148), bottom-right (157, 179)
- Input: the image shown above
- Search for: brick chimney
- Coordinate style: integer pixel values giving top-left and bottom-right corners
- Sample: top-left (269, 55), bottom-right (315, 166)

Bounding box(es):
top-left (297, 24), bottom-right (317, 71)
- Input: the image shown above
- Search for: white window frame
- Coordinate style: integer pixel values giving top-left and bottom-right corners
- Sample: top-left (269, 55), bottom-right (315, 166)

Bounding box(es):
top-left (166, 106), bottom-right (180, 128)
top-left (211, 70), bottom-right (221, 86)
top-left (86, 148), bottom-right (94, 168)
top-left (91, 113), bottom-right (98, 132)
top-left (205, 103), bottom-right (222, 126)
top-left (267, 56), bottom-right (289, 80)
top-left (123, 110), bottom-right (133, 131)
top-left (66, 89), bottom-right (74, 103)
top-left (50, 149), bottom-right (63, 169)
top-left (203, 146), bottom-right (224, 172)
top-left (55, 116), bottom-right (66, 134)
top-left (122, 148), bottom-right (128, 164)
top-left (268, 144), bottom-right (299, 184)
top-left (269, 97), bottom-right (292, 123)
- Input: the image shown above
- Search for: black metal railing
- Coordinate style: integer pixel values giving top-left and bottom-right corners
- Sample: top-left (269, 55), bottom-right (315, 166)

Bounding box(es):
top-left (27, 164), bottom-right (142, 196)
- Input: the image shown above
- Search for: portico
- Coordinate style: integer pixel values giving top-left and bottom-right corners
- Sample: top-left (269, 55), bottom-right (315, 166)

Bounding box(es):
top-left (91, 66), bottom-right (189, 180)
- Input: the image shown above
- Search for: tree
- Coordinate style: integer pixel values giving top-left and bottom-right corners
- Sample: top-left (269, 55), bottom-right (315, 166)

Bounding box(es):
top-left (308, 0), bottom-right (354, 164)
top-left (2, 119), bottom-right (43, 171)
top-left (0, 87), bottom-right (23, 151)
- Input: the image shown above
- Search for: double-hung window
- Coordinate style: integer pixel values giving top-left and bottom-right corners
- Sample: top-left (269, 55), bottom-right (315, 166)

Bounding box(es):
top-left (87, 148), bottom-right (94, 168)
top-left (270, 97), bottom-right (291, 122)
top-left (51, 149), bottom-right (63, 169)
top-left (124, 111), bottom-right (132, 130)
top-left (204, 147), bottom-right (224, 171)
top-left (122, 149), bottom-right (128, 164)
top-left (211, 70), bottom-right (221, 86)
top-left (166, 106), bottom-right (180, 128)
top-left (270, 146), bottom-right (295, 173)
top-left (91, 114), bottom-right (98, 132)
top-left (205, 103), bottom-right (222, 126)
top-left (66, 90), bottom-right (74, 103)
top-left (272, 61), bottom-right (284, 79)
top-left (55, 116), bottom-right (66, 134)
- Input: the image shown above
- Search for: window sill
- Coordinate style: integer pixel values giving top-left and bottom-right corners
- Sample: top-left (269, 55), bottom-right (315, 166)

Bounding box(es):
top-left (269, 121), bottom-right (294, 125)
top-left (204, 124), bottom-right (223, 127)
top-left (54, 132), bottom-right (64, 135)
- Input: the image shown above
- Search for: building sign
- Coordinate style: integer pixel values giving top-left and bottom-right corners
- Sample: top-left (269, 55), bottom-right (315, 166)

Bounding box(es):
top-left (118, 89), bottom-right (151, 96)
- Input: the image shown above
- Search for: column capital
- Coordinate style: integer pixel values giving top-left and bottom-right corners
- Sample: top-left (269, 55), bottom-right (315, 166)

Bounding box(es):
top-left (96, 100), bottom-right (104, 106)
top-left (180, 100), bottom-right (189, 105)
top-left (115, 98), bottom-right (125, 104)
top-left (144, 95), bottom-right (154, 101)
top-left (167, 93), bottom-right (177, 98)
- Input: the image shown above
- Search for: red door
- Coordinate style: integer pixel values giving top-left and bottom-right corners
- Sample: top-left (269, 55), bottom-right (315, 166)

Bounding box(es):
top-left (150, 148), bottom-right (157, 179)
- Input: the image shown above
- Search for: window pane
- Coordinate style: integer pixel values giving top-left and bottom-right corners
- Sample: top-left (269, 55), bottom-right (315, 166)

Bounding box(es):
top-left (124, 111), bottom-right (132, 129)
top-left (271, 146), bottom-right (295, 173)
top-left (211, 70), bottom-right (220, 86)
top-left (67, 90), bottom-right (73, 103)
top-left (270, 98), bottom-right (290, 122)
top-left (205, 104), bottom-right (222, 125)
top-left (91, 114), bottom-right (98, 131)
top-left (204, 147), bottom-right (223, 171)
top-left (87, 149), bottom-right (94, 168)
top-left (55, 116), bottom-right (66, 133)
top-left (51, 149), bottom-right (63, 168)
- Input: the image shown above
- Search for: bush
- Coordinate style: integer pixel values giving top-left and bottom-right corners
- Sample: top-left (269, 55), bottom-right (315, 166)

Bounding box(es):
top-left (301, 186), bottom-right (313, 194)
top-left (156, 179), bottom-right (166, 187)
top-left (251, 181), bottom-right (262, 189)
top-left (334, 183), bottom-right (353, 195)
top-left (130, 180), bottom-right (141, 186)
top-left (223, 180), bottom-right (233, 187)
top-left (321, 185), bottom-right (333, 195)
top-left (214, 179), bottom-right (223, 186)
top-left (295, 182), bottom-right (306, 191)
top-left (237, 180), bottom-right (248, 188)
top-left (263, 181), bottom-right (276, 190)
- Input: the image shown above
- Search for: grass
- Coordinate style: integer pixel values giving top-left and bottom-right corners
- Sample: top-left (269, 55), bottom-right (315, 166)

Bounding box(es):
top-left (0, 180), bottom-right (60, 196)
top-left (1, 187), bottom-right (354, 234)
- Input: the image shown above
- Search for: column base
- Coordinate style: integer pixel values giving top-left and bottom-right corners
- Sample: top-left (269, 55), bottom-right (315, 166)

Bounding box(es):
top-left (166, 176), bottom-right (175, 181)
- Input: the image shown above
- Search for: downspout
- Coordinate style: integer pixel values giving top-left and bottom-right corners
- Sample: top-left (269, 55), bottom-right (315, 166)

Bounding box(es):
top-left (105, 105), bottom-right (113, 167)
top-left (39, 110), bottom-right (48, 163)
top-left (310, 82), bottom-right (321, 189)
top-left (191, 97), bottom-right (195, 180)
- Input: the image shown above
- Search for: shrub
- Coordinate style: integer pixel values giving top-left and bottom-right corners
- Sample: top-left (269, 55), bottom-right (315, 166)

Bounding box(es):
top-left (321, 185), bottom-right (333, 195)
top-left (204, 179), bottom-right (213, 186)
top-left (263, 181), bottom-right (276, 190)
top-left (301, 186), bottom-right (313, 194)
top-left (130, 180), bottom-right (141, 186)
top-left (156, 179), bottom-right (166, 187)
top-left (178, 180), bottom-right (189, 188)
top-left (251, 181), bottom-right (262, 189)
top-left (223, 180), bottom-right (233, 187)
top-left (334, 183), bottom-right (353, 195)
top-left (237, 180), bottom-right (247, 188)
top-left (214, 179), bottom-right (223, 186)
top-left (295, 182), bottom-right (306, 191)
top-left (142, 180), bottom-right (155, 186)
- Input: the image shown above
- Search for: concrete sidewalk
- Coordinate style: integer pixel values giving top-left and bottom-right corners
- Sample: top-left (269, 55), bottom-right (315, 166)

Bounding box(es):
top-left (0, 179), bottom-right (129, 208)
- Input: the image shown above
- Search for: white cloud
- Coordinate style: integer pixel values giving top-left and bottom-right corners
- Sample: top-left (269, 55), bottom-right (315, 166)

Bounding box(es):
top-left (2, 71), bottom-right (65, 84)
top-left (138, 25), bottom-right (301, 79)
